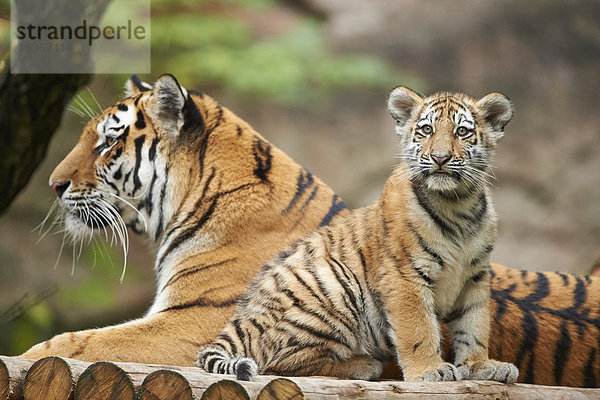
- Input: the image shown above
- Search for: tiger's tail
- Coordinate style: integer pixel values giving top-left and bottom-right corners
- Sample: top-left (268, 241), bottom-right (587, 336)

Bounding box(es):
top-left (196, 346), bottom-right (259, 381)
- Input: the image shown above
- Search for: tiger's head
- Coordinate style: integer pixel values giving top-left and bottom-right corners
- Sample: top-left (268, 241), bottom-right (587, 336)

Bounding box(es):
top-left (48, 74), bottom-right (220, 261)
top-left (387, 87), bottom-right (513, 193)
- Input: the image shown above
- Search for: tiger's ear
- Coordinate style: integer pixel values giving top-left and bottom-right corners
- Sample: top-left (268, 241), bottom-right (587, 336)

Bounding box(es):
top-left (388, 86), bottom-right (423, 127)
top-left (151, 74), bottom-right (188, 137)
top-left (476, 93), bottom-right (513, 139)
top-left (124, 74), bottom-right (152, 97)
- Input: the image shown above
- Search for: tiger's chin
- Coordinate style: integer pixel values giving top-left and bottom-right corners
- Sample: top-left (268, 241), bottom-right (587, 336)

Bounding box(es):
top-left (424, 173), bottom-right (460, 193)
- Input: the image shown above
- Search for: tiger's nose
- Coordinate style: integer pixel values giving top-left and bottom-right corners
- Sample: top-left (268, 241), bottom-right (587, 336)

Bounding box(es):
top-left (50, 181), bottom-right (70, 198)
top-left (431, 154), bottom-right (451, 166)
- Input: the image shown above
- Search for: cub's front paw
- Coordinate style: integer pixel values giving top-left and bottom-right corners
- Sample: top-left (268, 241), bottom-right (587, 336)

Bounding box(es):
top-left (458, 360), bottom-right (518, 384)
top-left (409, 362), bottom-right (459, 382)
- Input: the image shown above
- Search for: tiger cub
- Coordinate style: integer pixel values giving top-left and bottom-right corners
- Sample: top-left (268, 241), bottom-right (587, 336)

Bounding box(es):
top-left (196, 87), bottom-right (519, 383)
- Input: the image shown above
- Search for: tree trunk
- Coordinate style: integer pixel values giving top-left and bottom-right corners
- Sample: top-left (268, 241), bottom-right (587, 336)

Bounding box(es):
top-left (0, 0), bottom-right (111, 214)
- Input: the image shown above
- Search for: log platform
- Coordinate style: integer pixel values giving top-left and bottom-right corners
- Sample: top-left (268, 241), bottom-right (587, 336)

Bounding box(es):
top-left (1, 356), bottom-right (598, 399)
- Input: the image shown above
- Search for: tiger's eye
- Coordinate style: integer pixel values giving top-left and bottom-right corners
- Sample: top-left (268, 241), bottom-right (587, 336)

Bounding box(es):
top-left (421, 125), bottom-right (433, 135)
top-left (457, 127), bottom-right (469, 136)
top-left (106, 136), bottom-right (117, 146)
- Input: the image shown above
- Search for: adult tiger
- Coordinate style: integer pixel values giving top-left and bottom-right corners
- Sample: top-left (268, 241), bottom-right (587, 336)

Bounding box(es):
top-left (20, 75), bottom-right (600, 387)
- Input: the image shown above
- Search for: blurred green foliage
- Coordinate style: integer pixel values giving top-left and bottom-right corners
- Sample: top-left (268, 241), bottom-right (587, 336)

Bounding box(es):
top-left (148, 1), bottom-right (419, 106)
top-left (0, 243), bottom-right (137, 355)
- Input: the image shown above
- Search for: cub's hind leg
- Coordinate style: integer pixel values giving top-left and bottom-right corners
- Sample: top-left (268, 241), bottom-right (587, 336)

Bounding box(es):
top-left (315, 355), bottom-right (383, 381)
top-left (446, 275), bottom-right (518, 384)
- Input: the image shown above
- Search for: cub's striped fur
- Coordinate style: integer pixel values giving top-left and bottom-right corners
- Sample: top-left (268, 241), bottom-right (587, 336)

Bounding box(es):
top-left (196, 88), bottom-right (518, 382)
top-left (21, 75), bottom-right (348, 364)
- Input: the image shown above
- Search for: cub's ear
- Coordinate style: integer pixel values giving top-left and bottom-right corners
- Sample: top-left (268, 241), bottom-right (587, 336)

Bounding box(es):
top-left (124, 74), bottom-right (152, 97)
top-left (476, 93), bottom-right (513, 135)
top-left (387, 86), bottom-right (423, 127)
top-left (151, 74), bottom-right (188, 137)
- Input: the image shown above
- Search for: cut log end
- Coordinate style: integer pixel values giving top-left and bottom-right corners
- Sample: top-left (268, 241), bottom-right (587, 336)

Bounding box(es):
top-left (201, 379), bottom-right (250, 400)
top-left (23, 357), bottom-right (73, 400)
top-left (74, 361), bottom-right (135, 400)
top-left (257, 378), bottom-right (303, 400)
top-left (140, 369), bottom-right (193, 400)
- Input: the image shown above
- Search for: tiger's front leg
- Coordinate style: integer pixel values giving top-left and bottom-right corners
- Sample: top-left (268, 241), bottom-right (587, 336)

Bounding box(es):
top-left (20, 307), bottom-right (233, 365)
top-left (445, 274), bottom-right (519, 383)
top-left (381, 276), bottom-right (459, 382)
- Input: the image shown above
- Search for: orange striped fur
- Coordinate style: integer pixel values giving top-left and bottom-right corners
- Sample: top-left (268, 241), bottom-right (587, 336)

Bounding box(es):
top-left (21, 75), bottom-right (348, 365)
top-left (20, 77), bottom-right (600, 387)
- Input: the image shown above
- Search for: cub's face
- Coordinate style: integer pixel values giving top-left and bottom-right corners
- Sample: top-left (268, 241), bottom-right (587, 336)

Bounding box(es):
top-left (49, 75), bottom-right (188, 243)
top-left (388, 87), bottom-right (513, 193)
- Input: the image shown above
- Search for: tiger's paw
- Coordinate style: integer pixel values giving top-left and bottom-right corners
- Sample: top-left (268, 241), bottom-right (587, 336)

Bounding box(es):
top-left (409, 362), bottom-right (459, 382)
top-left (458, 360), bottom-right (519, 384)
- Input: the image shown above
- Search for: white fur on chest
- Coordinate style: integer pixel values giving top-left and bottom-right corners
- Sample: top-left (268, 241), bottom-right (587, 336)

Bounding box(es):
top-left (408, 192), bottom-right (496, 316)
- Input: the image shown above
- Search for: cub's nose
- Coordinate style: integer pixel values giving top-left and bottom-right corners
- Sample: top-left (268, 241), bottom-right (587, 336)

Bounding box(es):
top-left (431, 154), bottom-right (451, 166)
top-left (50, 181), bottom-right (70, 198)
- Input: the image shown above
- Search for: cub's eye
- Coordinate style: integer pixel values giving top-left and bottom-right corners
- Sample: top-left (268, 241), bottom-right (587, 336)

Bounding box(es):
top-left (456, 126), bottom-right (472, 137)
top-left (106, 136), bottom-right (117, 146)
top-left (419, 124), bottom-right (433, 135)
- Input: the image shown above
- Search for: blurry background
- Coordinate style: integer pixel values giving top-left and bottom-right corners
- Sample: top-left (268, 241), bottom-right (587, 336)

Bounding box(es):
top-left (0, 0), bottom-right (599, 355)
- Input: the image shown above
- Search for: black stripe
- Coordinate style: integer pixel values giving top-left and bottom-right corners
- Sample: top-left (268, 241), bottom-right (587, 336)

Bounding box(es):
top-left (117, 103), bottom-right (128, 112)
top-left (553, 320), bottom-right (571, 385)
top-left (158, 197), bottom-right (218, 267)
top-left (112, 166), bottom-right (122, 180)
top-left (290, 267), bottom-right (355, 332)
top-left (408, 222), bottom-right (443, 267)
top-left (320, 194), bottom-right (347, 227)
top-left (469, 244), bottom-right (494, 267)
top-left (470, 268), bottom-right (489, 284)
top-left (328, 258), bottom-right (360, 316)
top-left (573, 277), bottom-right (587, 309)
top-left (135, 110), bottom-right (146, 129)
top-left (584, 349), bottom-right (597, 388)
top-left (148, 137), bottom-right (159, 161)
top-left (413, 265), bottom-right (434, 287)
top-left (217, 333), bottom-right (238, 355)
top-left (413, 341), bottom-right (423, 352)
top-left (159, 296), bottom-right (236, 313)
top-left (206, 355), bottom-right (221, 372)
top-left (443, 302), bottom-right (483, 324)
top-left (232, 319), bottom-right (247, 354)
top-left (413, 185), bottom-right (459, 242)
top-left (139, 170), bottom-right (157, 216)
top-left (161, 258), bottom-right (235, 292)
top-left (281, 316), bottom-right (350, 348)
top-left (131, 135), bottom-right (146, 196)
top-left (252, 137), bottom-right (272, 182)
top-left (283, 170), bottom-right (314, 214)
top-left (515, 311), bottom-right (537, 383)
top-left (155, 165), bottom-right (168, 240)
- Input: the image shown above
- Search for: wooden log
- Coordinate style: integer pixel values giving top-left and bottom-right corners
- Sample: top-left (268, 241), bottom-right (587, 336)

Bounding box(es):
top-left (73, 362), bottom-right (135, 400)
top-left (0, 359), bottom-right (9, 400)
top-left (1, 356), bottom-right (599, 400)
top-left (201, 380), bottom-right (249, 400)
top-left (139, 370), bottom-right (193, 400)
top-left (23, 357), bottom-right (72, 400)
top-left (257, 378), bottom-right (303, 400)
